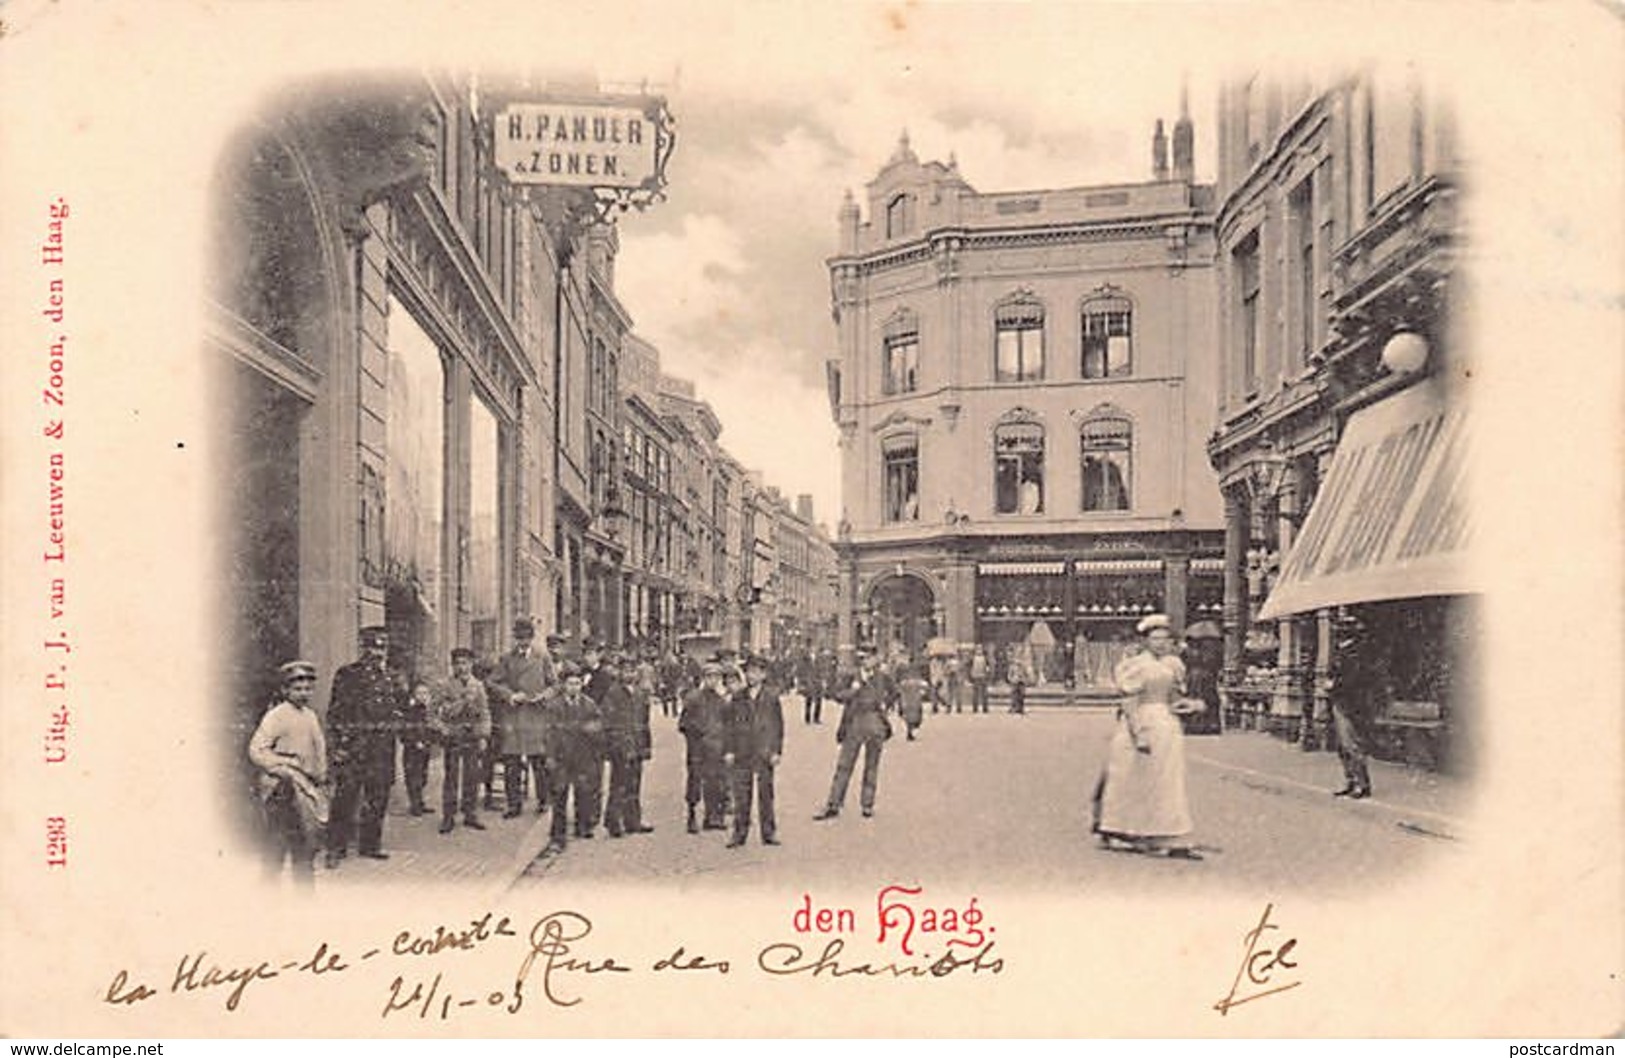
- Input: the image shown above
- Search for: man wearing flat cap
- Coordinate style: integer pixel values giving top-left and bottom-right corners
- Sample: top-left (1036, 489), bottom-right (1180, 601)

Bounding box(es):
top-left (432, 647), bottom-right (491, 834)
top-left (542, 662), bottom-right (606, 851)
top-left (679, 661), bottom-right (730, 834)
top-left (248, 660), bottom-right (329, 886)
top-left (326, 625), bottom-right (402, 864)
top-left (487, 617), bottom-right (556, 818)
top-left (814, 648), bottom-right (897, 821)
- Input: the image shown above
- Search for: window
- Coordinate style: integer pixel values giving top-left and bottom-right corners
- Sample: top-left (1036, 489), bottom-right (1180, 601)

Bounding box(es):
top-left (886, 193), bottom-right (915, 239)
top-left (882, 311), bottom-right (919, 395)
top-left (1291, 180), bottom-right (1316, 365)
top-left (1081, 417), bottom-right (1132, 512)
top-left (994, 299), bottom-right (1045, 382)
top-left (882, 435), bottom-right (919, 523)
top-left (994, 423), bottom-right (1045, 515)
top-left (1235, 234), bottom-right (1261, 395)
top-left (1368, 74), bottom-right (1416, 210)
top-left (1082, 297), bottom-right (1133, 378)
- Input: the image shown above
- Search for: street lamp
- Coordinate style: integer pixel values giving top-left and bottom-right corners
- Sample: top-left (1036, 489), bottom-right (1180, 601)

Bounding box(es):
top-left (1381, 330), bottom-right (1429, 374)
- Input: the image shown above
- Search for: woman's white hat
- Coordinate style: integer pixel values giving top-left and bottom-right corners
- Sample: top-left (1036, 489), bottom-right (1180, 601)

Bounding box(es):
top-left (1136, 613), bottom-right (1172, 635)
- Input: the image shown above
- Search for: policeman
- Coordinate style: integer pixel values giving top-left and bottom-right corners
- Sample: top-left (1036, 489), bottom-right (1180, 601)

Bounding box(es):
top-left (326, 625), bottom-right (402, 864)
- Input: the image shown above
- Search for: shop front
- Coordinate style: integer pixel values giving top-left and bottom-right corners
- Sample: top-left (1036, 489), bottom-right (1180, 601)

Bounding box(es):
top-left (1257, 377), bottom-right (1475, 770)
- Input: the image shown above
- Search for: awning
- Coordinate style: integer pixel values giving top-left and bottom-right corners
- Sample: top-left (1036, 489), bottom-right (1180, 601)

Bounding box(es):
top-left (1075, 558), bottom-right (1163, 574)
top-left (978, 561), bottom-right (1066, 576)
top-left (1260, 378), bottom-right (1472, 620)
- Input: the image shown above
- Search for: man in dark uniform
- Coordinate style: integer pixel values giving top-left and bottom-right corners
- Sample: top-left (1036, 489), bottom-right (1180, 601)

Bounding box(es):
top-left (326, 624), bottom-right (401, 865)
top-left (542, 663), bottom-right (605, 853)
top-left (814, 650), bottom-right (896, 821)
top-left (678, 661), bottom-right (730, 834)
top-left (601, 655), bottom-right (656, 838)
top-left (1328, 608), bottom-right (1384, 799)
top-left (724, 654), bottom-right (785, 847)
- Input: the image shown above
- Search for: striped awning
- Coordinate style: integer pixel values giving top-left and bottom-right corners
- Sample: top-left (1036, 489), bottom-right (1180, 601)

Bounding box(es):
top-left (1260, 378), bottom-right (1472, 619)
top-left (1075, 558), bottom-right (1163, 575)
top-left (1190, 557), bottom-right (1227, 574)
top-left (977, 561), bottom-right (1067, 576)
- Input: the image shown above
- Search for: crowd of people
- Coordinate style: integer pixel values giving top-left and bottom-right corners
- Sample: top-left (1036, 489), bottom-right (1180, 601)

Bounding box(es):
top-left (247, 613), bottom-right (1223, 885)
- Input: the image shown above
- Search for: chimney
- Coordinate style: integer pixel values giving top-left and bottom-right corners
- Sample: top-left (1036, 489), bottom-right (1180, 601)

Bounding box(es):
top-left (1173, 82), bottom-right (1194, 183)
top-left (839, 189), bottom-right (860, 254)
top-left (1152, 119), bottom-right (1169, 180)
top-left (796, 494), bottom-right (815, 522)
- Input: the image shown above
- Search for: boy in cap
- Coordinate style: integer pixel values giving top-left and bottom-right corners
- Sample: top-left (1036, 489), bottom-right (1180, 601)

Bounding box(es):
top-left (248, 660), bottom-right (329, 886)
top-left (432, 647), bottom-right (491, 833)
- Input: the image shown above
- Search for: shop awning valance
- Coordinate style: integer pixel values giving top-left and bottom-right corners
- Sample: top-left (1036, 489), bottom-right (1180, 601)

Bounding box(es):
top-left (1260, 378), bottom-right (1472, 620)
top-left (1190, 557), bottom-right (1226, 574)
top-left (1075, 558), bottom-right (1163, 574)
top-left (977, 561), bottom-right (1067, 576)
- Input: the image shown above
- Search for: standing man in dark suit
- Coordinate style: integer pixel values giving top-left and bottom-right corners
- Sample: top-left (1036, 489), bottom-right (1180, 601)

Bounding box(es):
top-left (601, 655), bottom-right (656, 837)
top-left (540, 662), bottom-right (603, 851)
top-left (326, 625), bottom-right (401, 865)
top-left (813, 650), bottom-right (896, 821)
top-left (724, 654), bottom-right (785, 848)
top-left (679, 661), bottom-right (730, 834)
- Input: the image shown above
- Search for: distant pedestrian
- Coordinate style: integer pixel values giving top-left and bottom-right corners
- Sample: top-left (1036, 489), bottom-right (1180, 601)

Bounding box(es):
top-left (431, 647), bottom-right (490, 834)
top-left (724, 654), bottom-right (785, 847)
top-left (898, 665), bottom-right (928, 740)
top-left (814, 651), bottom-right (896, 820)
top-left (248, 660), bottom-right (329, 886)
top-left (325, 625), bottom-right (400, 865)
top-left (1328, 609), bottom-right (1382, 800)
top-left (970, 646), bottom-right (991, 713)
top-left (1008, 643), bottom-right (1031, 715)
top-left (1091, 614), bottom-right (1201, 860)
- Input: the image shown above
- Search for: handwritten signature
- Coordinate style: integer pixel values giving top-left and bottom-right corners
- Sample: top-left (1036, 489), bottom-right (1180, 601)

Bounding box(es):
top-left (1214, 902), bottom-right (1301, 1016)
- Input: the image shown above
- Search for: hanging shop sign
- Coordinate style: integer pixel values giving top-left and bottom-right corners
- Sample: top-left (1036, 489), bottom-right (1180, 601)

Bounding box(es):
top-left (494, 95), bottom-right (676, 213)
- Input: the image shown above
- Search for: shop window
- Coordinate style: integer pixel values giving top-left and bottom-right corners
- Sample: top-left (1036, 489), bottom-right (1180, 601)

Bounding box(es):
top-left (994, 298), bottom-right (1045, 383)
top-left (1081, 417), bottom-right (1132, 512)
top-left (383, 297), bottom-right (447, 667)
top-left (1082, 296), bottom-right (1133, 379)
top-left (994, 422), bottom-right (1045, 515)
top-left (882, 434), bottom-right (919, 523)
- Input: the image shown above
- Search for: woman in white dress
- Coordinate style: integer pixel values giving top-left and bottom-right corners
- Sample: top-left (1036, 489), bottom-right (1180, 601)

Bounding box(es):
top-left (1091, 614), bottom-right (1202, 859)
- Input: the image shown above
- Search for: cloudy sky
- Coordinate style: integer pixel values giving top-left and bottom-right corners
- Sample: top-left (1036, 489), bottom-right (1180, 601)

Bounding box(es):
top-left (605, 4), bottom-right (1224, 528)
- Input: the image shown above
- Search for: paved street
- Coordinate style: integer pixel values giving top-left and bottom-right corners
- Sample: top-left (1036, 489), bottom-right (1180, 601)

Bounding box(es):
top-left (497, 703), bottom-right (1467, 896)
top-left (308, 700), bottom-right (1464, 897)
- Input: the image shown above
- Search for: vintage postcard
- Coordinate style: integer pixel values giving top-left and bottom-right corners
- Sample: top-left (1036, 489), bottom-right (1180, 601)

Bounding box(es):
top-left (0, 0), bottom-right (1620, 1039)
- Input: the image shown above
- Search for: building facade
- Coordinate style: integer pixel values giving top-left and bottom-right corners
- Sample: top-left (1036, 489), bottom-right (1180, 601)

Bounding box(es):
top-left (212, 75), bottom-right (580, 740)
top-left (828, 123), bottom-right (1224, 688)
top-left (1207, 68), bottom-right (1471, 764)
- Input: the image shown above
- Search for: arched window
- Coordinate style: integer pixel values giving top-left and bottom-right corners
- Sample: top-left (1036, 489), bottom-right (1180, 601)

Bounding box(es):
top-left (1081, 295), bottom-right (1133, 378)
top-left (994, 422), bottom-right (1045, 515)
top-left (994, 297), bottom-right (1045, 382)
top-left (1081, 417), bottom-right (1133, 512)
top-left (882, 434), bottom-right (920, 523)
top-left (882, 309), bottom-right (919, 395)
top-left (886, 193), bottom-right (916, 239)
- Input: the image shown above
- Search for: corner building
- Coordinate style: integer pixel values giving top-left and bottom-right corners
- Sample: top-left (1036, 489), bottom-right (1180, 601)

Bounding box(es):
top-left (827, 128), bottom-right (1223, 688)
